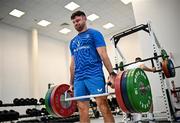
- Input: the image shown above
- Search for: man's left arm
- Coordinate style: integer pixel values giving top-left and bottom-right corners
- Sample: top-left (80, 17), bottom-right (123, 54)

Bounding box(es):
top-left (97, 46), bottom-right (116, 88)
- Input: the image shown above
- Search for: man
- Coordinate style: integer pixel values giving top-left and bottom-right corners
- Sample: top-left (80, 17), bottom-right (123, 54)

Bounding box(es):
top-left (69, 11), bottom-right (116, 123)
top-left (135, 57), bottom-right (156, 72)
top-left (127, 57), bottom-right (156, 72)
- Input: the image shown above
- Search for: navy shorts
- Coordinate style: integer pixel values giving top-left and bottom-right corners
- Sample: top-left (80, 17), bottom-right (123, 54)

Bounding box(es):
top-left (74, 77), bottom-right (105, 101)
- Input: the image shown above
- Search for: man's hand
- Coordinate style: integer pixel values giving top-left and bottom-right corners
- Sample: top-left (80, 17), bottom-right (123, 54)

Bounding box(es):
top-left (69, 84), bottom-right (74, 92)
top-left (107, 72), bottom-right (117, 89)
top-left (152, 67), bottom-right (156, 72)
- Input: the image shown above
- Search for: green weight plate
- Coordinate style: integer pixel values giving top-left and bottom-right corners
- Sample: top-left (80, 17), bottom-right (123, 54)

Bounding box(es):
top-left (45, 87), bottom-right (57, 117)
top-left (126, 69), bottom-right (138, 112)
top-left (161, 49), bottom-right (168, 60)
top-left (127, 68), bottom-right (152, 112)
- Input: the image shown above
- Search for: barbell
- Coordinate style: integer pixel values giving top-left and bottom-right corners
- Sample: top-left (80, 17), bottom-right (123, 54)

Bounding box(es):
top-left (45, 68), bottom-right (153, 117)
top-left (119, 49), bottom-right (179, 78)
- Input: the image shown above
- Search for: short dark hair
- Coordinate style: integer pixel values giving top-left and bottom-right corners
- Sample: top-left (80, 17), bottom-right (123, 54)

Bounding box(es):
top-left (71, 11), bottom-right (86, 20)
top-left (135, 57), bottom-right (142, 62)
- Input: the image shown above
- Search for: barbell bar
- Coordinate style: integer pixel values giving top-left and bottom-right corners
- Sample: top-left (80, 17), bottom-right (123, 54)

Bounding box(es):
top-left (116, 54), bottom-right (163, 71)
top-left (155, 66), bottom-right (180, 73)
top-left (65, 92), bottom-right (114, 101)
top-left (65, 83), bottom-right (114, 101)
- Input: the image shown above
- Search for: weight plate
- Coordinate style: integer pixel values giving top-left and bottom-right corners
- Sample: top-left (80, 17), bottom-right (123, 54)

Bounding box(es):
top-left (50, 84), bottom-right (77, 117)
top-left (167, 59), bottom-right (175, 78)
top-left (115, 71), bottom-right (129, 112)
top-left (162, 60), bottom-right (170, 78)
top-left (122, 70), bottom-right (136, 113)
top-left (127, 68), bottom-right (152, 112)
top-left (45, 86), bottom-right (57, 117)
top-left (161, 49), bottom-right (168, 60)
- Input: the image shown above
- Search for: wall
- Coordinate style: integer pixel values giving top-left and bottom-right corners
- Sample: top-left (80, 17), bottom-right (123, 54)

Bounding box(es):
top-left (38, 35), bottom-right (69, 99)
top-left (132, 0), bottom-right (180, 113)
top-left (104, 33), bottom-right (142, 76)
top-left (0, 23), bottom-right (30, 103)
top-left (0, 22), bottom-right (69, 103)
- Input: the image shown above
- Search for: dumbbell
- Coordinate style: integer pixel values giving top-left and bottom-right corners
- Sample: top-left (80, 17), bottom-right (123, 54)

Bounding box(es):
top-left (31, 98), bottom-right (38, 105)
top-left (13, 98), bottom-right (25, 105)
top-left (31, 108), bottom-right (40, 116)
top-left (0, 111), bottom-right (2, 121)
top-left (0, 110), bottom-right (9, 121)
top-left (41, 108), bottom-right (49, 115)
top-left (39, 98), bottom-right (45, 105)
top-left (13, 98), bottom-right (20, 105)
top-left (19, 98), bottom-right (25, 105)
top-left (24, 98), bottom-right (30, 105)
top-left (94, 110), bottom-right (100, 118)
top-left (26, 108), bottom-right (41, 116)
top-left (26, 108), bottom-right (32, 115)
top-left (89, 100), bottom-right (97, 107)
top-left (29, 98), bottom-right (37, 105)
top-left (0, 100), bottom-right (2, 106)
top-left (9, 110), bottom-right (19, 120)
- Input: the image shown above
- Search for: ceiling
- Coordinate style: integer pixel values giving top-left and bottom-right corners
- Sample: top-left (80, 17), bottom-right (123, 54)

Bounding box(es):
top-left (0, 0), bottom-right (136, 42)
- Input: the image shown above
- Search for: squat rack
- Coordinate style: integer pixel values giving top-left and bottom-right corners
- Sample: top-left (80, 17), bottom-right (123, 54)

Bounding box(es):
top-left (110, 22), bottom-right (174, 122)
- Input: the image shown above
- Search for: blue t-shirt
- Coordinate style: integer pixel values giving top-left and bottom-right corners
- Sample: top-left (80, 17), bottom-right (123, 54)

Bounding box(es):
top-left (70, 28), bottom-right (106, 81)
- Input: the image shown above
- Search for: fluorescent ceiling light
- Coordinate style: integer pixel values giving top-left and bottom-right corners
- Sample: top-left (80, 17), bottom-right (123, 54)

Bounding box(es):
top-left (87, 14), bottom-right (99, 21)
top-left (37, 20), bottom-right (51, 27)
top-left (59, 28), bottom-right (71, 34)
top-left (9, 9), bottom-right (25, 18)
top-left (121, 0), bottom-right (132, 4)
top-left (65, 2), bottom-right (80, 11)
top-left (103, 23), bottom-right (114, 29)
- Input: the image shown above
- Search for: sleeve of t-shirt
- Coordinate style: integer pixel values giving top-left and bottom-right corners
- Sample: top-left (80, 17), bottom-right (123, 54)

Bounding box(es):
top-left (93, 30), bottom-right (106, 48)
top-left (69, 41), bottom-right (74, 56)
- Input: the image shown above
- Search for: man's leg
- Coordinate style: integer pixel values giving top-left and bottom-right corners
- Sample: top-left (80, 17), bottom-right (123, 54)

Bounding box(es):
top-left (95, 96), bottom-right (115, 123)
top-left (74, 80), bottom-right (90, 123)
top-left (77, 100), bottom-right (90, 123)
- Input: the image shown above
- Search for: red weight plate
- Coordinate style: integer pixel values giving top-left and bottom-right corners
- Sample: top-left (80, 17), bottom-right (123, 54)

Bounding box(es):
top-left (162, 60), bottom-right (170, 78)
top-left (115, 71), bottom-right (129, 113)
top-left (50, 84), bottom-right (77, 117)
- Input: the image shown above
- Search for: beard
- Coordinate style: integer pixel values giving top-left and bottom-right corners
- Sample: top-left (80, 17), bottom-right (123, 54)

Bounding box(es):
top-left (75, 23), bottom-right (85, 32)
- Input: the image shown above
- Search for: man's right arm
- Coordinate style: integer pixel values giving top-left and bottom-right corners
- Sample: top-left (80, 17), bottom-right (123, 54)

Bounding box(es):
top-left (70, 56), bottom-right (75, 86)
top-left (139, 64), bottom-right (156, 72)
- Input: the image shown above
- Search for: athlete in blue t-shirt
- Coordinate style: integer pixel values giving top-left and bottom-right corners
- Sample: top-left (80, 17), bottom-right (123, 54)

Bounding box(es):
top-left (69, 11), bottom-right (116, 123)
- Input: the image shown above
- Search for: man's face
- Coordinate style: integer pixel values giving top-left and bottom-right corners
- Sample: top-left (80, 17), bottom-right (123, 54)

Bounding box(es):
top-left (72, 16), bottom-right (86, 32)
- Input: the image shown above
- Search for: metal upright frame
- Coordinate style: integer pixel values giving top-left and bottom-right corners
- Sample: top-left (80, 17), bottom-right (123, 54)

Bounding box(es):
top-left (110, 22), bottom-right (174, 122)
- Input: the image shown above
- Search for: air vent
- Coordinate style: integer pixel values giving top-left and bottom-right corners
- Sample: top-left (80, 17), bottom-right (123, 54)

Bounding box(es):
top-left (60, 22), bottom-right (70, 26)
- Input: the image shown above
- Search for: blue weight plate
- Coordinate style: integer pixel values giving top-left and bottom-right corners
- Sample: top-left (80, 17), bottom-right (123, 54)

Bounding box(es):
top-left (167, 59), bottom-right (175, 77)
top-left (121, 70), bottom-right (136, 113)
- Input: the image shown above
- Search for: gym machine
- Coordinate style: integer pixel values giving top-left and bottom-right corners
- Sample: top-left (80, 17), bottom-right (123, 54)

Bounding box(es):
top-left (110, 21), bottom-right (179, 122)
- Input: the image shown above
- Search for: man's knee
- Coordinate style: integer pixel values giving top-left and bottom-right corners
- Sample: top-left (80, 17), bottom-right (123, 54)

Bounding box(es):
top-left (77, 101), bottom-right (89, 111)
top-left (96, 97), bottom-right (110, 112)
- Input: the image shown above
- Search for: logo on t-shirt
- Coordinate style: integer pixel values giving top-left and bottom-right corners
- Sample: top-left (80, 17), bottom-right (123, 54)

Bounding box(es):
top-left (97, 88), bottom-right (103, 92)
